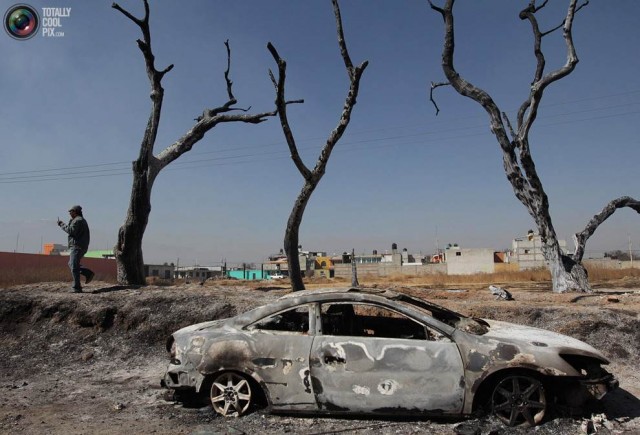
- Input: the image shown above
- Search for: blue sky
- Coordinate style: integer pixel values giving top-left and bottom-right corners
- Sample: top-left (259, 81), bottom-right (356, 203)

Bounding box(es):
top-left (1, 0), bottom-right (638, 266)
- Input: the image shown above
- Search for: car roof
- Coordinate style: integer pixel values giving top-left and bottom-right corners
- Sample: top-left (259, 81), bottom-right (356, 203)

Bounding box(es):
top-left (255, 287), bottom-right (463, 320)
top-left (233, 287), bottom-right (463, 335)
top-left (277, 287), bottom-right (400, 300)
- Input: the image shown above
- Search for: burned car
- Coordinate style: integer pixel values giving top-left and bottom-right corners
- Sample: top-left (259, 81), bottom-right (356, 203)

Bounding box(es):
top-left (162, 288), bottom-right (617, 426)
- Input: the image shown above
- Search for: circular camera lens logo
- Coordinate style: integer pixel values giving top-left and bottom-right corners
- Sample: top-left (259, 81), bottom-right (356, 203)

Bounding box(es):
top-left (4, 4), bottom-right (39, 40)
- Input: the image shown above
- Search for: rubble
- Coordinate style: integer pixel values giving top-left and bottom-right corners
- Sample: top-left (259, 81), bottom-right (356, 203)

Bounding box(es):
top-left (489, 285), bottom-right (514, 301)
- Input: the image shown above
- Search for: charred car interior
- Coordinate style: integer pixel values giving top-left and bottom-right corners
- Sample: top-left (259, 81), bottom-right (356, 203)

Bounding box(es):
top-left (162, 288), bottom-right (618, 427)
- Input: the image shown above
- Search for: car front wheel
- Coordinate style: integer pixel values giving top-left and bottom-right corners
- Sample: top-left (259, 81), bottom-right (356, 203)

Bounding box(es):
top-left (491, 374), bottom-right (546, 426)
top-left (210, 372), bottom-right (253, 417)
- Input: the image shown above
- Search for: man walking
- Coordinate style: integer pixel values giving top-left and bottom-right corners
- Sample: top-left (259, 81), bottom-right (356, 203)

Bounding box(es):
top-left (58, 205), bottom-right (95, 292)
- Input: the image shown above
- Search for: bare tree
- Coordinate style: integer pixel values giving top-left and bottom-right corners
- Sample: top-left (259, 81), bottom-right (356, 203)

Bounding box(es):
top-left (112, 0), bottom-right (276, 285)
top-left (267, 0), bottom-right (368, 291)
top-left (429, 0), bottom-right (639, 292)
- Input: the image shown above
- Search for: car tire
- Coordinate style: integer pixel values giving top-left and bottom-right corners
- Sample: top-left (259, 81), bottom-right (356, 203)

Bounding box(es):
top-left (490, 374), bottom-right (547, 427)
top-left (209, 372), bottom-right (253, 417)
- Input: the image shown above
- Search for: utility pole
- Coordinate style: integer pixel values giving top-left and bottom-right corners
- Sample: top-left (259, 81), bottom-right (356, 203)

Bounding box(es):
top-left (351, 248), bottom-right (359, 288)
top-left (629, 234), bottom-right (634, 268)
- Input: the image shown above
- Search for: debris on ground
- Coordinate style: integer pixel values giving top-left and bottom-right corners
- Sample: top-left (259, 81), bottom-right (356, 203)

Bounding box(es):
top-left (580, 413), bottom-right (615, 434)
top-left (489, 285), bottom-right (514, 301)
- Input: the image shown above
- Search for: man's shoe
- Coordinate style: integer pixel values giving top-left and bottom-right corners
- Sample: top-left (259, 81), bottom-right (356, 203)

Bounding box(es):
top-left (72, 287), bottom-right (83, 293)
top-left (86, 271), bottom-right (95, 284)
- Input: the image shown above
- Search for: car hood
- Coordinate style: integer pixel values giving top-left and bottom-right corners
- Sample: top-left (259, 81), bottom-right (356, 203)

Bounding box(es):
top-left (481, 319), bottom-right (608, 362)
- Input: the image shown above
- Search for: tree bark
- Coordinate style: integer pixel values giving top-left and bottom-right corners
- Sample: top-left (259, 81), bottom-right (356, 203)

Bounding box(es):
top-left (114, 158), bottom-right (155, 284)
top-left (283, 183), bottom-right (317, 292)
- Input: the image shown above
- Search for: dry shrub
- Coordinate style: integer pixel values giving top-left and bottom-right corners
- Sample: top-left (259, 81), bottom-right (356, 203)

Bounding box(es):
top-left (356, 269), bottom-right (552, 288)
top-left (586, 265), bottom-right (640, 282)
top-left (3, 263), bottom-right (638, 290)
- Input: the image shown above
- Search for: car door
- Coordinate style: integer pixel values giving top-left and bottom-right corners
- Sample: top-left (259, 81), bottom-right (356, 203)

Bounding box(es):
top-left (245, 304), bottom-right (317, 411)
top-left (309, 302), bottom-right (465, 414)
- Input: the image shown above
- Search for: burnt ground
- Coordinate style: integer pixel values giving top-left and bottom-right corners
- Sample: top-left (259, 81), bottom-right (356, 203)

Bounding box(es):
top-left (1, 279), bottom-right (639, 435)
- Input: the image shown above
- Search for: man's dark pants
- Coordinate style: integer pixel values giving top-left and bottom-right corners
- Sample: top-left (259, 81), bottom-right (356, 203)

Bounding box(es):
top-left (68, 246), bottom-right (91, 290)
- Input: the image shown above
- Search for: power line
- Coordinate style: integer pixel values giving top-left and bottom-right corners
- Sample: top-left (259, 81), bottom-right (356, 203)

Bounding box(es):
top-left (4, 96), bottom-right (639, 178)
top-left (1, 94), bottom-right (638, 183)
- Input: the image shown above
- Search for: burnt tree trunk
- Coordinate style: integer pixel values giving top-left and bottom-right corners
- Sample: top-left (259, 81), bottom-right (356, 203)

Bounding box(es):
top-left (112, 1), bottom-right (275, 285)
top-left (283, 183), bottom-right (317, 292)
top-left (268, 0), bottom-right (368, 291)
top-left (428, 0), bottom-right (629, 292)
top-left (115, 161), bottom-right (155, 284)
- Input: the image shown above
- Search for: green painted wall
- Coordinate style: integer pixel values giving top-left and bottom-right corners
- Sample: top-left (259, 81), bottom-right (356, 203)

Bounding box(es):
top-left (227, 270), bottom-right (267, 280)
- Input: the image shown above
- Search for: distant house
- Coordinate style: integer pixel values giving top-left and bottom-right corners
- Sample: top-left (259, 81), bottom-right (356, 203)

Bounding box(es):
top-left (263, 248), bottom-right (323, 277)
top-left (175, 265), bottom-right (223, 280)
top-left (43, 243), bottom-right (66, 255)
top-left (512, 232), bottom-right (568, 270)
top-left (145, 263), bottom-right (175, 279)
top-left (227, 269), bottom-right (268, 281)
top-left (263, 255), bottom-right (288, 274)
top-left (444, 246), bottom-right (495, 275)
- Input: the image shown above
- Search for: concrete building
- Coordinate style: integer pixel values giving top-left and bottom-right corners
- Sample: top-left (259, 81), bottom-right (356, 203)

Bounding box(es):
top-left (263, 249), bottom-right (322, 278)
top-left (144, 263), bottom-right (175, 279)
top-left (175, 265), bottom-right (223, 280)
top-left (444, 247), bottom-right (495, 275)
top-left (512, 232), bottom-right (568, 270)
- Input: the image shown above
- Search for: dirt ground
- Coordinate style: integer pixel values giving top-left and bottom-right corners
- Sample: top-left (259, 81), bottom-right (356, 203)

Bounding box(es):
top-left (1, 278), bottom-right (639, 435)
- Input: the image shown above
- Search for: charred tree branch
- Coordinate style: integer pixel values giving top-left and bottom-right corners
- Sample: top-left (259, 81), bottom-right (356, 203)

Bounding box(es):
top-left (502, 112), bottom-right (516, 140)
top-left (333, 0), bottom-right (353, 75)
top-left (430, 81), bottom-right (450, 116)
top-left (573, 196), bottom-right (640, 263)
top-left (518, 0), bottom-right (583, 141)
top-left (267, 42), bottom-right (312, 181)
top-left (223, 40), bottom-right (236, 102)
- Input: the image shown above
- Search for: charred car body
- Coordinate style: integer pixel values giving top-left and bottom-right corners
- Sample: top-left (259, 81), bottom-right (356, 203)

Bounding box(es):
top-left (162, 288), bottom-right (617, 426)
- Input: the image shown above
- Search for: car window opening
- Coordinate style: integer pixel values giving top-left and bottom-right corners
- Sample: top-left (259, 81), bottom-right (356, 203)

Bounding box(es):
top-left (321, 302), bottom-right (449, 341)
top-left (251, 306), bottom-right (310, 334)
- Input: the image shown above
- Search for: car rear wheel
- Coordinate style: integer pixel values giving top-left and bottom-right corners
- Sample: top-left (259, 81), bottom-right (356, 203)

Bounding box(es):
top-left (209, 372), bottom-right (253, 417)
top-left (491, 375), bottom-right (546, 426)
